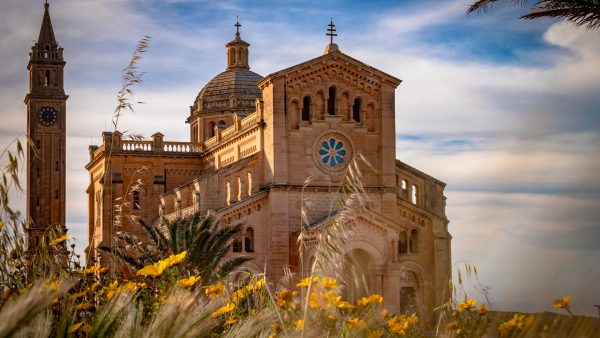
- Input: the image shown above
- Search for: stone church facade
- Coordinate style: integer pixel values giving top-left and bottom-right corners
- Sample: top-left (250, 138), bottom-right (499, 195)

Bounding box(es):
top-left (86, 23), bottom-right (451, 315)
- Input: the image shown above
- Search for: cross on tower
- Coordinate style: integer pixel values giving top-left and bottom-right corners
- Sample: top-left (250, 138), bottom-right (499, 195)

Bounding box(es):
top-left (326, 18), bottom-right (337, 44)
top-left (235, 16), bottom-right (241, 36)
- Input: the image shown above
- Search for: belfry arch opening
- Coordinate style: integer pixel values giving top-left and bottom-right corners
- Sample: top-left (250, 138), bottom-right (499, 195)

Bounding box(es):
top-left (353, 98), bottom-right (361, 122)
top-left (327, 87), bottom-right (336, 115)
top-left (302, 96), bottom-right (310, 121)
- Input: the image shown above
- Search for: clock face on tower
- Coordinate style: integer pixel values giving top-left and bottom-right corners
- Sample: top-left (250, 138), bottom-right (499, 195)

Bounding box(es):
top-left (38, 107), bottom-right (58, 126)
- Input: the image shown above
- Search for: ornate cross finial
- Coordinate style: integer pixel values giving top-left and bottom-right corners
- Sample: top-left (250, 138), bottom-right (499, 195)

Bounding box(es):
top-left (326, 18), bottom-right (337, 44)
top-left (234, 16), bottom-right (241, 36)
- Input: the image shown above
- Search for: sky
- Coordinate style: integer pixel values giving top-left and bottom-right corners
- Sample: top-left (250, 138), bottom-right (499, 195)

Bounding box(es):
top-left (1, 0), bottom-right (599, 316)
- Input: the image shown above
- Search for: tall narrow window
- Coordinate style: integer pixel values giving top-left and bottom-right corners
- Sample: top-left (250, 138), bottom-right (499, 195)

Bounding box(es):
top-left (411, 185), bottom-right (417, 204)
top-left (235, 176), bottom-right (241, 201)
top-left (225, 181), bottom-right (231, 205)
top-left (36, 140), bottom-right (41, 150)
top-left (55, 161), bottom-right (59, 171)
top-left (233, 238), bottom-right (242, 252)
top-left (55, 189), bottom-right (58, 199)
top-left (247, 172), bottom-right (252, 196)
top-left (353, 98), bottom-right (361, 122)
top-left (132, 190), bottom-right (140, 210)
top-left (398, 231), bottom-right (408, 254)
top-left (244, 227), bottom-right (254, 253)
top-left (409, 229), bottom-right (419, 254)
top-left (209, 122), bottom-right (216, 137)
top-left (302, 96), bottom-right (311, 121)
top-left (45, 70), bottom-right (50, 86)
top-left (327, 87), bottom-right (336, 115)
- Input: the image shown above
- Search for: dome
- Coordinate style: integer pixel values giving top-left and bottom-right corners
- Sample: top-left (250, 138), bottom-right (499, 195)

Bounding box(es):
top-left (194, 67), bottom-right (262, 115)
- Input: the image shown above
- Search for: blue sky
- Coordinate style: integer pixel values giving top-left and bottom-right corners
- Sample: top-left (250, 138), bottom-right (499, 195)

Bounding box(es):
top-left (1, 0), bottom-right (599, 316)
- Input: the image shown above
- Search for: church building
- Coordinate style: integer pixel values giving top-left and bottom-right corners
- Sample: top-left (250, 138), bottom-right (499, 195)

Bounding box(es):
top-left (85, 20), bottom-right (452, 315)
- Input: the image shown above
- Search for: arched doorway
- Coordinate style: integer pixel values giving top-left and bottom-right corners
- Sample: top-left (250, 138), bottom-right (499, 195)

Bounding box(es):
top-left (399, 270), bottom-right (420, 315)
top-left (342, 248), bottom-right (376, 301)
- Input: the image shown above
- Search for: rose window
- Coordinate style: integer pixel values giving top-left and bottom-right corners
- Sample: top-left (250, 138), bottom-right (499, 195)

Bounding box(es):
top-left (313, 132), bottom-right (354, 175)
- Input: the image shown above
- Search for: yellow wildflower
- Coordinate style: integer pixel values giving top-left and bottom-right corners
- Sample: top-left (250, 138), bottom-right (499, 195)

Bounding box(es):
top-left (83, 324), bottom-right (93, 334)
top-left (49, 281), bottom-right (61, 291)
top-left (233, 289), bottom-right (247, 303)
top-left (68, 290), bottom-right (88, 300)
top-left (380, 309), bottom-right (389, 318)
top-left (446, 321), bottom-right (459, 331)
top-left (49, 234), bottom-right (68, 246)
top-left (136, 260), bottom-right (169, 277)
top-left (346, 317), bottom-right (366, 330)
top-left (357, 294), bottom-right (383, 306)
top-left (498, 313), bottom-right (531, 337)
top-left (211, 303), bottom-right (235, 318)
top-left (69, 322), bottom-right (83, 334)
top-left (165, 251), bottom-right (187, 266)
top-left (458, 299), bottom-right (476, 311)
top-left (294, 319), bottom-right (304, 331)
top-left (368, 329), bottom-right (384, 338)
top-left (477, 304), bottom-right (488, 315)
top-left (553, 296), bottom-right (571, 310)
top-left (321, 277), bottom-right (337, 290)
top-left (81, 265), bottom-right (105, 275)
top-left (309, 291), bottom-right (321, 309)
top-left (178, 275), bottom-right (201, 288)
top-left (255, 278), bottom-right (265, 289)
top-left (276, 289), bottom-right (297, 309)
top-left (296, 277), bottom-right (311, 288)
top-left (90, 282), bottom-right (101, 292)
top-left (105, 280), bottom-right (119, 300)
top-left (270, 322), bottom-right (279, 331)
top-left (76, 302), bottom-right (93, 310)
top-left (388, 315), bottom-right (418, 334)
top-left (204, 282), bottom-right (224, 299)
top-left (224, 317), bottom-right (238, 325)
top-left (337, 301), bottom-right (355, 309)
top-left (123, 282), bottom-right (145, 291)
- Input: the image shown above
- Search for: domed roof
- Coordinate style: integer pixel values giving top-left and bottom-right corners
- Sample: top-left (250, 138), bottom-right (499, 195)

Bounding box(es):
top-left (194, 67), bottom-right (262, 114)
top-left (192, 23), bottom-right (263, 116)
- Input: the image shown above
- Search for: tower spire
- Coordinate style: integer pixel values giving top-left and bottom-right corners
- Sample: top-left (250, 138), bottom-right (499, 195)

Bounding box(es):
top-left (226, 18), bottom-right (250, 70)
top-left (38, 1), bottom-right (57, 45)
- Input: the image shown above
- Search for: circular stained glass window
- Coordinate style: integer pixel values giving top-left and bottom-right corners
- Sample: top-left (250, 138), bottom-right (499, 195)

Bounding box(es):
top-left (313, 132), bottom-right (354, 175)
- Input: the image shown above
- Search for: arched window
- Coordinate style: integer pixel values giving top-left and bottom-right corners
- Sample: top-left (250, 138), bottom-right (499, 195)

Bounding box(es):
top-left (409, 229), bottom-right (419, 254)
top-left (398, 231), bottom-right (408, 254)
top-left (209, 121), bottom-right (216, 137)
top-left (244, 227), bottom-right (254, 253)
top-left (218, 120), bottom-right (226, 128)
top-left (132, 190), bottom-right (140, 210)
top-left (45, 70), bottom-right (50, 86)
top-left (302, 96), bottom-right (311, 121)
top-left (235, 176), bottom-right (241, 201)
top-left (402, 180), bottom-right (407, 190)
top-left (233, 238), bottom-right (242, 252)
top-left (246, 172), bottom-right (252, 196)
top-left (225, 181), bottom-right (231, 205)
top-left (353, 98), bottom-right (361, 122)
top-left (411, 185), bottom-right (417, 204)
top-left (327, 87), bottom-right (336, 115)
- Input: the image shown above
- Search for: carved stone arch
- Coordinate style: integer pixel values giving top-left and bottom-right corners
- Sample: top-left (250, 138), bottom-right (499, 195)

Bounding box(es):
top-left (314, 90), bottom-right (326, 120)
top-left (289, 100), bottom-right (300, 129)
top-left (342, 238), bottom-right (386, 267)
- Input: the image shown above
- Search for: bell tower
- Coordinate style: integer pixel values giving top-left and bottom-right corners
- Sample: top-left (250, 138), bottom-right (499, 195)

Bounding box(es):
top-left (25, 1), bottom-right (68, 249)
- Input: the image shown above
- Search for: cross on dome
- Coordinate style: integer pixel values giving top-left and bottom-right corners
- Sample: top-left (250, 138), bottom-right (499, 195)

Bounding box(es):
top-left (235, 16), bottom-right (241, 37)
top-left (326, 18), bottom-right (337, 44)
